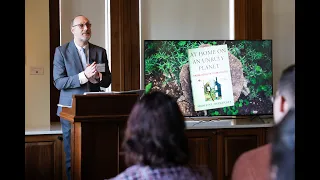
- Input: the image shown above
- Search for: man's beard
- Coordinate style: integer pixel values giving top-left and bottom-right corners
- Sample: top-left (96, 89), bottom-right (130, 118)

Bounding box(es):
top-left (80, 36), bottom-right (90, 43)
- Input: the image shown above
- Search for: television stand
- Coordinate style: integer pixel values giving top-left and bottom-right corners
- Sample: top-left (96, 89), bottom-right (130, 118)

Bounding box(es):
top-left (249, 115), bottom-right (265, 123)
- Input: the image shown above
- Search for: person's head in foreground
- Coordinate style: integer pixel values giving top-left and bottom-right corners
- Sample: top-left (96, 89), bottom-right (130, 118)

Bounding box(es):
top-left (273, 64), bottom-right (295, 124)
top-left (112, 91), bottom-right (211, 180)
top-left (124, 91), bottom-right (188, 166)
top-left (270, 108), bottom-right (295, 180)
top-left (270, 64), bottom-right (295, 180)
top-left (230, 64), bottom-right (295, 180)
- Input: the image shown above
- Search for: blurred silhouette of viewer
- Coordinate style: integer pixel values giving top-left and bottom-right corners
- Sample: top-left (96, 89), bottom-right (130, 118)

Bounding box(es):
top-left (270, 108), bottom-right (295, 180)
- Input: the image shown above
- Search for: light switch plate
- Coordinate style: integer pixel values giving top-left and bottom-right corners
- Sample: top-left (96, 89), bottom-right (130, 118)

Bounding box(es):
top-left (30, 67), bottom-right (44, 75)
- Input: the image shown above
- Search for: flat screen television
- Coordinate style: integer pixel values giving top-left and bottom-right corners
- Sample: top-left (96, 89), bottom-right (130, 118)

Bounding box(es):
top-left (144, 40), bottom-right (273, 118)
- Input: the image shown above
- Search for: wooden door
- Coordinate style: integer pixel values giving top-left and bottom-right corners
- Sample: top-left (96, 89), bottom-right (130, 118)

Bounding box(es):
top-left (217, 128), bottom-right (265, 180)
top-left (186, 129), bottom-right (218, 180)
top-left (25, 134), bottom-right (64, 180)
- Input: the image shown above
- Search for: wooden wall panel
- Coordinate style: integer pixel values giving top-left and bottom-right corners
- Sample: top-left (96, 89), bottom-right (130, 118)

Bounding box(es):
top-left (110, 0), bottom-right (140, 91)
top-left (49, 0), bottom-right (60, 122)
top-left (234, 0), bottom-right (262, 40)
top-left (25, 135), bottom-right (63, 180)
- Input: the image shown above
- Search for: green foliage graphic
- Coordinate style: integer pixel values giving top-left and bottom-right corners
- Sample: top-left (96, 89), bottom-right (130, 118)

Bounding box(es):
top-left (144, 40), bottom-right (273, 116)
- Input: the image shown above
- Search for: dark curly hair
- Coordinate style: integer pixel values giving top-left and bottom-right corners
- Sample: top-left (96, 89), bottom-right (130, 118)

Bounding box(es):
top-left (122, 91), bottom-right (189, 167)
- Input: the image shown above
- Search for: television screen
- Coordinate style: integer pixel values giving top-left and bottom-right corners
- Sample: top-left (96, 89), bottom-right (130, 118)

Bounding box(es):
top-left (144, 40), bottom-right (273, 117)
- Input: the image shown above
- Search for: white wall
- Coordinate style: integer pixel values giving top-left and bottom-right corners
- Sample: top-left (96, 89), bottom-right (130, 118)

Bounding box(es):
top-left (60, 0), bottom-right (106, 49)
top-left (262, 0), bottom-right (295, 91)
top-left (140, 0), bottom-right (233, 88)
top-left (25, 0), bottom-right (50, 130)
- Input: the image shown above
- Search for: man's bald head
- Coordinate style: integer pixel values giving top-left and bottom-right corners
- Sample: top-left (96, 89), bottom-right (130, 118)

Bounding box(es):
top-left (70, 15), bottom-right (92, 46)
top-left (70, 15), bottom-right (87, 27)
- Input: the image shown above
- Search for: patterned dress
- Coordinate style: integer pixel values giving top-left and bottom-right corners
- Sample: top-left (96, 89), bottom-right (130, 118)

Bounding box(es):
top-left (110, 164), bottom-right (212, 180)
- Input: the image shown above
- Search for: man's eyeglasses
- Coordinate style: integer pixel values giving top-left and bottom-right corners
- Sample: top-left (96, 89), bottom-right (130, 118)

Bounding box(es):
top-left (72, 22), bottom-right (92, 29)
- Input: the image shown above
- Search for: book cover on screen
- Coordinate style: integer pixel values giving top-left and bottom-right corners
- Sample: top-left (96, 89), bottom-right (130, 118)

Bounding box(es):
top-left (144, 40), bottom-right (273, 117)
top-left (188, 44), bottom-right (235, 111)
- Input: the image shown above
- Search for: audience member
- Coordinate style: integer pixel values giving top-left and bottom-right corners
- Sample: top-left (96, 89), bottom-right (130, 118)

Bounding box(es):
top-left (110, 91), bottom-right (212, 180)
top-left (231, 64), bottom-right (295, 180)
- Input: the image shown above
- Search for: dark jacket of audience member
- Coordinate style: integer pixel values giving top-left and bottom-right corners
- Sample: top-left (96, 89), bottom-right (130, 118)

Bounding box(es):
top-left (110, 91), bottom-right (212, 180)
top-left (270, 109), bottom-right (295, 180)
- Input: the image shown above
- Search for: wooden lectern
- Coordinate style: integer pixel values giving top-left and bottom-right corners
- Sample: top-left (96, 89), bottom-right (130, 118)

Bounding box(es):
top-left (59, 93), bottom-right (139, 180)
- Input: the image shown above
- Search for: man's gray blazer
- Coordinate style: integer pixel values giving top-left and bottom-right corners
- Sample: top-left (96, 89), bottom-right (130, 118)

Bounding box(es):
top-left (53, 40), bottom-right (112, 116)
